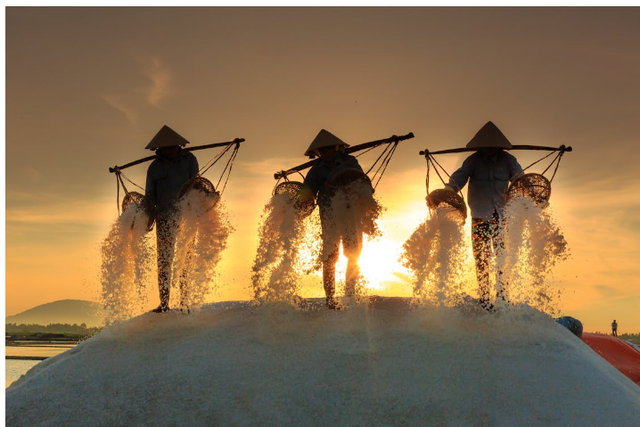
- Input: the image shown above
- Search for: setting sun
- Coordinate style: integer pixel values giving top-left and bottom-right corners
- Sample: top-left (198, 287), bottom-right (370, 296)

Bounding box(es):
top-left (333, 226), bottom-right (411, 293)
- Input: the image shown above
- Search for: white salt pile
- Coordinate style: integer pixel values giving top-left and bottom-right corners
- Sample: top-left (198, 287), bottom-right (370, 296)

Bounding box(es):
top-left (40, 181), bottom-right (637, 427)
top-left (6, 300), bottom-right (640, 426)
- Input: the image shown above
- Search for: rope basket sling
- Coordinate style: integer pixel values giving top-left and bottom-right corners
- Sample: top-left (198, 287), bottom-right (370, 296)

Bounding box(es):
top-left (273, 181), bottom-right (316, 218)
top-left (426, 189), bottom-right (467, 221)
top-left (507, 173), bottom-right (551, 204)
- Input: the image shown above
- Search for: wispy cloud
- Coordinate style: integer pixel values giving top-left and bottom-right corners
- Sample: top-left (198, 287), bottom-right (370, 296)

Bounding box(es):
top-left (100, 55), bottom-right (171, 123)
top-left (137, 55), bottom-right (171, 108)
top-left (101, 94), bottom-right (138, 125)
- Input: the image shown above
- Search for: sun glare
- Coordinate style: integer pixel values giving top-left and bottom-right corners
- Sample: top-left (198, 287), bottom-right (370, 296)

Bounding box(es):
top-left (334, 234), bottom-right (410, 292)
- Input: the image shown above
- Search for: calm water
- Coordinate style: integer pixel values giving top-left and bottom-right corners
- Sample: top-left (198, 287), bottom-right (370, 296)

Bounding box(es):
top-left (5, 343), bottom-right (76, 388)
top-left (6, 359), bottom-right (41, 388)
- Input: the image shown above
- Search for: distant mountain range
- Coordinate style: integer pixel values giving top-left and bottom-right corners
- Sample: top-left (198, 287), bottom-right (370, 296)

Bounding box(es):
top-left (6, 300), bottom-right (106, 328)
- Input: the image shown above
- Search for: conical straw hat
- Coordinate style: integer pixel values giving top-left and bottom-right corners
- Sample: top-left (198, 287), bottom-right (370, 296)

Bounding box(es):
top-left (465, 121), bottom-right (513, 149)
top-left (304, 129), bottom-right (349, 157)
top-left (145, 125), bottom-right (191, 150)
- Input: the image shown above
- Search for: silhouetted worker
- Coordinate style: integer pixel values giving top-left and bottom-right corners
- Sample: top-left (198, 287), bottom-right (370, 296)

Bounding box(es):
top-left (299, 129), bottom-right (371, 309)
top-left (612, 319), bottom-right (618, 337)
top-left (444, 121), bottom-right (523, 310)
top-left (145, 125), bottom-right (199, 313)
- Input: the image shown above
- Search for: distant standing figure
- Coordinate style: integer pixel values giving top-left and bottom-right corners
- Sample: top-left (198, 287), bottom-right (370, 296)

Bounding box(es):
top-left (299, 129), bottom-right (372, 309)
top-left (145, 125), bottom-right (199, 313)
top-left (444, 121), bottom-right (524, 311)
top-left (612, 319), bottom-right (618, 337)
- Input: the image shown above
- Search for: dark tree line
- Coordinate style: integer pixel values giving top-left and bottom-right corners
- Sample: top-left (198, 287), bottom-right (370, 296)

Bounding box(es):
top-left (6, 323), bottom-right (102, 339)
top-left (619, 333), bottom-right (640, 346)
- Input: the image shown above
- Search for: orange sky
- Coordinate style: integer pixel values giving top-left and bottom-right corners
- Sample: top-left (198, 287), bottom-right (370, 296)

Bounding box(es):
top-left (5, 7), bottom-right (640, 332)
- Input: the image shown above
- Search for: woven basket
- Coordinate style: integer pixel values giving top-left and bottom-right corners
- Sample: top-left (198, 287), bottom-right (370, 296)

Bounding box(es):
top-left (121, 191), bottom-right (154, 231)
top-left (177, 176), bottom-right (220, 213)
top-left (426, 189), bottom-right (467, 220)
top-left (178, 176), bottom-right (217, 198)
top-left (273, 181), bottom-right (316, 218)
top-left (507, 173), bottom-right (551, 204)
top-left (122, 191), bottom-right (152, 215)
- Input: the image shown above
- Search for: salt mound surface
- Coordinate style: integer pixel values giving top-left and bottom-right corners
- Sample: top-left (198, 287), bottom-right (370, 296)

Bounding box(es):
top-left (6, 299), bottom-right (640, 426)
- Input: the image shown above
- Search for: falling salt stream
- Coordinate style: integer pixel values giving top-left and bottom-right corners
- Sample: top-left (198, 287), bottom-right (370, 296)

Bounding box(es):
top-left (171, 191), bottom-right (234, 310)
top-left (251, 180), bottom-right (384, 304)
top-left (101, 182), bottom-right (569, 322)
top-left (100, 189), bottom-right (233, 323)
top-left (100, 203), bottom-right (155, 323)
top-left (499, 196), bottom-right (569, 315)
top-left (251, 192), bottom-right (320, 303)
top-left (400, 194), bottom-right (569, 315)
top-left (401, 206), bottom-right (473, 307)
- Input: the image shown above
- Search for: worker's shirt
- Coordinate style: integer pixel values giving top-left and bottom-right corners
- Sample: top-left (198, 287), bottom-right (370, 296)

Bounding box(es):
top-left (304, 152), bottom-right (364, 208)
top-left (145, 151), bottom-right (199, 216)
top-left (447, 150), bottom-right (523, 221)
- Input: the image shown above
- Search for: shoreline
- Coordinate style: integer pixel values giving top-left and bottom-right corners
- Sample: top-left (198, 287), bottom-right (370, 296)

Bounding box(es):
top-left (6, 356), bottom-right (48, 361)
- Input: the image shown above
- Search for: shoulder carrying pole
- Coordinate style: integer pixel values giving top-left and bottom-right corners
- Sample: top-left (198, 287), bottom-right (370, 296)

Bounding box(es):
top-left (419, 144), bottom-right (572, 156)
top-left (109, 138), bottom-right (245, 173)
top-left (274, 132), bottom-right (414, 180)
